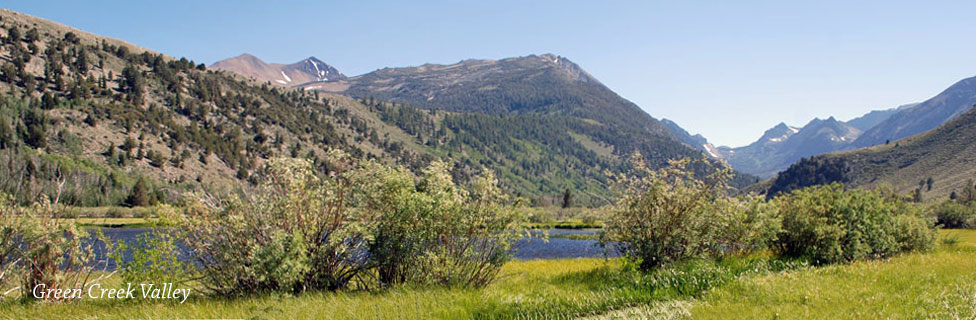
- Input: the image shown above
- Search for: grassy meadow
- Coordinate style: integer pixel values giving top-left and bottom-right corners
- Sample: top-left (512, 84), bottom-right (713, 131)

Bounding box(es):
top-left (3, 230), bottom-right (973, 319)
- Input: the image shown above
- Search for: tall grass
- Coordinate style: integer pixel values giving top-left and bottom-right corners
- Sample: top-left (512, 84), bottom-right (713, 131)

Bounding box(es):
top-left (690, 229), bottom-right (976, 319)
top-left (0, 255), bottom-right (805, 319)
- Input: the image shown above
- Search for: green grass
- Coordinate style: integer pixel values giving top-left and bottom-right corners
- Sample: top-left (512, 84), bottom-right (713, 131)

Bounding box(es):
top-left (688, 229), bottom-right (976, 319)
top-left (5, 230), bottom-right (976, 319)
top-left (0, 256), bottom-right (790, 319)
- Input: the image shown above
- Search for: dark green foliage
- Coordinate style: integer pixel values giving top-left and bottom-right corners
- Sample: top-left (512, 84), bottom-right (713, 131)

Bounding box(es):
top-left (126, 177), bottom-right (150, 207)
top-left (22, 108), bottom-right (47, 149)
top-left (24, 28), bottom-right (39, 43)
top-left (962, 179), bottom-right (976, 204)
top-left (0, 116), bottom-right (12, 149)
top-left (562, 188), bottom-right (572, 208)
top-left (5, 26), bottom-right (20, 43)
top-left (929, 200), bottom-right (976, 229)
top-left (774, 184), bottom-right (936, 264)
top-left (767, 156), bottom-right (849, 199)
top-left (120, 64), bottom-right (145, 104)
top-left (63, 31), bottom-right (80, 44)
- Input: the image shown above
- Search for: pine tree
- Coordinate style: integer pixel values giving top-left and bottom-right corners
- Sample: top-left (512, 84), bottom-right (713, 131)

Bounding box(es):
top-left (6, 26), bottom-right (21, 43)
top-left (562, 188), bottom-right (573, 208)
top-left (0, 117), bottom-right (12, 149)
top-left (121, 64), bottom-right (145, 105)
top-left (125, 178), bottom-right (150, 207)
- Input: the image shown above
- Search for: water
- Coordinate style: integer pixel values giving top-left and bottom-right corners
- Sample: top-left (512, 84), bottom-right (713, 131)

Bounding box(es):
top-left (94, 227), bottom-right (619, 270)
top-left (512, 229), bottom-right (619, 260)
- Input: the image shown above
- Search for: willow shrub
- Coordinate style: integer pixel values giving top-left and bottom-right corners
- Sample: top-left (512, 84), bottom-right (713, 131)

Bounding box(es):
top-left (353, 160), bottom-right (526, 287)
top-left (179, 151), bottom-right (370, 295)
top-left (928, 200), bottom-right (976, 229)
top-left (0, 193), bottom-right (106, 301)
top-left (107, 206), bottom-right (189, 286)
top-left (773, 183), bottom-right (936, 265)
top-left (602, 155), bottom-right (780, 271)
top-left (181, 151), bottom-right (526, 295)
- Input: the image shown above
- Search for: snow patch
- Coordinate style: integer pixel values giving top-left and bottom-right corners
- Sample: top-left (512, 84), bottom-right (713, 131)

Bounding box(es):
top-left (788, 126), bottom-right (799, 133)
top-left (703, 144), bottom-right (719, 158)
top-left (275, 80), bottom-right (287, 84)
top-left (280, 71), bottom-right (292, 82)
top-left (310, 60), bottom-right (323, 78)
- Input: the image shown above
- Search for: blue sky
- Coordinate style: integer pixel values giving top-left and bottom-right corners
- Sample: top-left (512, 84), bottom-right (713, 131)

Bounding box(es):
top-left (7, 1), bottom-right (976, 147)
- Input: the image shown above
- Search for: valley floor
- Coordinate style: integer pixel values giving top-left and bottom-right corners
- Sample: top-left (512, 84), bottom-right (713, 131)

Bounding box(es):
top-left (3, 230), bottom-right (974, 319)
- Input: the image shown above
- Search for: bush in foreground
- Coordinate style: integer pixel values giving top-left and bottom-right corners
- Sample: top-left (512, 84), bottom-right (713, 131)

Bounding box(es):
top-left (357, 160), bottom-right (526, 287)
top-left (0, 193), bottom-right (106, 301)
top-left (602, 156), bottom-right (779, 271)
top-left (773, 183), bottom-right (936, 264)
top-left (179, 150), bottom-right (526, 295)
top-left (179, 152), bottom-right (371, 294)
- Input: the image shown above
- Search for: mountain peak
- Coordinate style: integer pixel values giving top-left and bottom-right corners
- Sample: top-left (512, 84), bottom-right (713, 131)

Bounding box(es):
top-left (211, 54), bottom-right (345, 86)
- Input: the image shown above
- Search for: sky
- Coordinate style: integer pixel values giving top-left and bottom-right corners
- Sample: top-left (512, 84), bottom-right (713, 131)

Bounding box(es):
top-left (7, 0), bottom-right (976, 147)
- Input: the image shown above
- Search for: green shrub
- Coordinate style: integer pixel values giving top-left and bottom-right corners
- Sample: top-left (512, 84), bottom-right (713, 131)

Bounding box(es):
top-left (929, 201), bottom-right (976, 229)
top-left (180, 151), bottom-right (526, 294)
top-left (109, 230), bottom-right (188, 286)
top-left (773, 183), bottom-right (936, 264)
top-left (105, 207), bottom-right (126, 218)
top-left (0, 194), bottom-right (24, 299)
top-left (602, 156), bottom-right (777, 271)
top-left (893, 214), bottom-right (937, 252)
top-left (0, 193), bottom-right (106, 301)
top-left (355, 160), bottom-right (526, 287)
top-left (712, 195), bottom-right (781, 256)
top-left (179, 152), bottom-right (371, 295)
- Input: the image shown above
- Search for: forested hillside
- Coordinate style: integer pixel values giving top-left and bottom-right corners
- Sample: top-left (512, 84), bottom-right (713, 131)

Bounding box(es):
top-left (0, 9), bottom-right (440, 207)
top-left (0, 9), bottom-right (750, 208)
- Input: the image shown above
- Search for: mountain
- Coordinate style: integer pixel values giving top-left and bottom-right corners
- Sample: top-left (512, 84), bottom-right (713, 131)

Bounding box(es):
top-left (721, 75), bottom-right (976, 179)
top-left (211, 54), bottom-right (345, 86)
top-left (0, 9), bottom-right (747, 209)
top-left (853, 77), bottom-right (976, 148)
top-left (300, 54), bottom-right (727, 170)
top-left (303, 54), bottom-right (666, 134)
top-left (844, 103), bottom-right (914, 131)
top-left (660, 118), bottom-right (721, 157)
top-left (716, 118), bottom-right (860, 178)
top-left (711, 102), bottom-right (919, 178)
top-left (768, 105), bottom-right (976, 200)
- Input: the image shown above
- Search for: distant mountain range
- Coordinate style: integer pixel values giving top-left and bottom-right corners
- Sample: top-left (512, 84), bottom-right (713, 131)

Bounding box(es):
top-left (665, 75), bottom-right (976, 179)
top-left (769, 104), bottom-right (976, 199)
top-left (703, 107), bottom-right (913, 178)
top-left (852, 77), bottom-right (976, 148)
top-left (211, 53), bottom-right (346, 86)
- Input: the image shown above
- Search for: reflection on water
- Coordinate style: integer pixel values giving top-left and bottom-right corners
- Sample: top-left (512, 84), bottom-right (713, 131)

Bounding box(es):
top-left (94, 227), bottom-right (619, 270)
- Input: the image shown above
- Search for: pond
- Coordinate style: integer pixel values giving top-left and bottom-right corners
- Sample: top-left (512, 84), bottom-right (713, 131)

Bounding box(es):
top-left (93, 227), bottom-right (620, 270)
